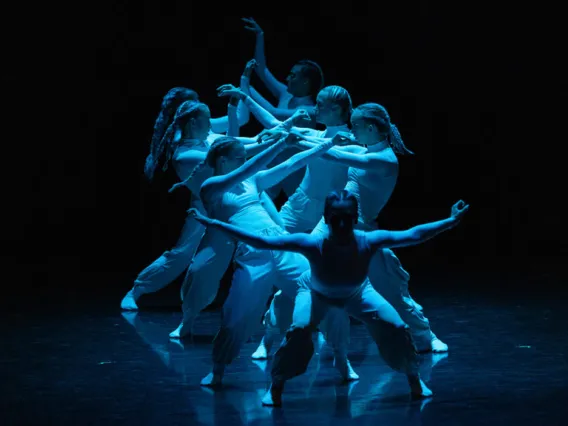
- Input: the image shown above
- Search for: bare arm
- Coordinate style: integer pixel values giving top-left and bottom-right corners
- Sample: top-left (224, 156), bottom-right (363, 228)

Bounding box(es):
top-left (191, 209), bottom-right (315, 255)
top-left (249, 28), bottom-right (287, 99)
top-left (172, 149), bottom-right (207, 167)
top-left (209, 103), bottom-right (249, 134)
top-left (249, 87), bottom-right (315, 122)
top-left (200, 138), bottom-right (287, 199)
top-left (366, 201), bottom-right (470, 250)
top-left (255, 140), bottom-right (334, 192)
top-left (242, 138), bottom-right (280, 157)
top-left (295, 134), bottom-right (398, 173)
top-left (226, 103), bottom-right (239, 137)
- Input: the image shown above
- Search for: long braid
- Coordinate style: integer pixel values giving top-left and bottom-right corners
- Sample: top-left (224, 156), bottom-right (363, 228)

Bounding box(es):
top-left (144, 87), bottom-right (199, 181)
top-left (354, 103), bottom-right (414, 155)
top-left (388, 123), bottom-right (414, 156)
top-left (169, 136), bottom-right (242, 193)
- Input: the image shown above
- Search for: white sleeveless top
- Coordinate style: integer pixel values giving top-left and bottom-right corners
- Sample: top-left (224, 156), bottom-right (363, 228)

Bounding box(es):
top-left (345, 144), bottom-right (398, 227)
top-left (298, 124), bottom-right (352, 201)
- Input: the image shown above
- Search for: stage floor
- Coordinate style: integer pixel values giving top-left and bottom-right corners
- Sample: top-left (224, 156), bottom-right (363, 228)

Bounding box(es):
top-left (3, 292), bottom-right (567, 426)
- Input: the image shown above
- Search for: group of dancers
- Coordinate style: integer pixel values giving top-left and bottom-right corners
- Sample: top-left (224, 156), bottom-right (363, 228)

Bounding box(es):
top-left (120, 18), bottom-right (469, 406)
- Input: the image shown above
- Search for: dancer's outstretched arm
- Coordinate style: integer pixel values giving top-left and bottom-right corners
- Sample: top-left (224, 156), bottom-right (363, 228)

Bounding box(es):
top-left (254, 138), bottom-right (336, 192)
top-left (242, 17), bottom-right (287, 99)
top-left (200, 137), bottom-right (288, 198)
top-left (188, 208), bottom-right (316, 256)
top-left (218, 86), bottom-right (315, 130)
top-left (294, 131), bottom-right (398, 173)
top-left (209, 62), bottom-right (254, 134)
top-left (366, 201), bottom-right (469, 250)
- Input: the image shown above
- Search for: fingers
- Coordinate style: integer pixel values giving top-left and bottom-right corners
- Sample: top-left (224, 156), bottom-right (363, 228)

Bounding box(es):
top-left (217, 84), bottom-right (234, 92)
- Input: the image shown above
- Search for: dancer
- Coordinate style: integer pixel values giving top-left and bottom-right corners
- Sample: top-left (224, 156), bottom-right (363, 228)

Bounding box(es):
top-left (120, 98), bottom-right (285, 311)
top-left (218, 85), bottom-right (361, 359)
top-left (241, 17), bottom-right (325, 198)
top-left (189, 192), bottom-right (469, 405)
top-left (288, 103), bottom-right (448, 352)
top-left (191, 133), bottom-right (357, 387)
top-left (168, 106), bottom-right (314, 338)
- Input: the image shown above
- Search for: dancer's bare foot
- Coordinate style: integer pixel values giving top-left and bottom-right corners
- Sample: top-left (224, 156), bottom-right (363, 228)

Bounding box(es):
top-left (261, 383), bottom-right (283, 406)
top-left (120, 290), bottom-right (139, 311)
top-left (315, 332), bottom-right (326, 355)
top-left (430, 337), bottom-right (449, 353)
top-left (169, 322), bottom-right (192, 339)
top-left (251, 335), bottom-right (273, 360)
top-left (408, 375), bottom-right (433, 398)
top-left (200, 372), bottom-right (223, 387)
top-left (333, 356), bottom-right (360, 381)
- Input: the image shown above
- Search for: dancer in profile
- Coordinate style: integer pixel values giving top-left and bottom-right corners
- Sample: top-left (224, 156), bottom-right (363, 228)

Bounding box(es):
top-left (290, 103), bottom-right (448, 353)
top-left (241, 17), bottom-right (325, 199)
top-left (189, 193), bottom-right (469, 405)
top-left (217, 85), bottom-right (360, 360)
top-left (120, 95), bottom-right (284, 311)
top-left (189, 133), bottom-right (359, 387)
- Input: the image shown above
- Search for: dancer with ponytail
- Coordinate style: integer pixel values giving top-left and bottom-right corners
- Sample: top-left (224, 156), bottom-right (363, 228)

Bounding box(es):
top-left (218, 85), bottom-right (364, 364)
top-left (189, 192), bottom-right (469, 405)
top-left (289, 103), bottom-right (449, 353)
top-left (189, 132), bottom-right (356, 387)
top-left (120, 100), bottom-right (284, 311)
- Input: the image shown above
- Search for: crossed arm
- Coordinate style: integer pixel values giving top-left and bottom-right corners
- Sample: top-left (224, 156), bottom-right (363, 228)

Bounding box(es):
top-left (295, 136), bottom-right (398, 173)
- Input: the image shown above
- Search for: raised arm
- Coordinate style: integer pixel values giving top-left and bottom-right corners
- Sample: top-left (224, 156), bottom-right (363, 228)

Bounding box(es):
top-left (295, 131), bottom-right (398, 173)
top-left (218, 85), bottom-right (317, 133)
top-left (254, 138), bottom-right (335, 192)
top-left (189, 208), bottom-right (315, 255)
top-left (200, 138), bottom-right (288, 199)
top-left (242, 18), bottom-right (287, 99)
top-left (366, 201), bottom-right (470, 250)
top-left (249, 86), bottom-right (316, 122)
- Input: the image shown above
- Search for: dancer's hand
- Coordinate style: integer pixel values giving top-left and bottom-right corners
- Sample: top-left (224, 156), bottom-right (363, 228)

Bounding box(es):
top-left (290, 109), bottom-right (311, 125)
top-left (187, 208), bottom-right (212, 225)
top-left (332, 131), bottom-right (356, 146)
top-left (243, 59), bottom-right (257, 79)
top-left (242, 17), bottom-right (263, 35)
top-left (450, 200), bottom-right (470, 222)
top-left (217, 85), bottom-right (247, 101)
top-left (257, 127), bottom-right (288, 144)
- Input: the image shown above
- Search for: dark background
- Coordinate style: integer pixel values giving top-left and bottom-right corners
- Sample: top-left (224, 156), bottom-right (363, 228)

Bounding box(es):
top-left (13, 1), bottom-right (568, 309)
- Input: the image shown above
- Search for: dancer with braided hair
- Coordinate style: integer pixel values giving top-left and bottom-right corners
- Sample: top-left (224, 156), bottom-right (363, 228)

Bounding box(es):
top-left (286, 103), bottom-right (449, 353)
top-left (217, 85), bottom-right (364, 366)
top-left (120, 99), bottom-right (283, 311)
top-left (170, 85), bottom-right (354, 340)
top-left (187, 133), bottom-right (355, 387)
top-left (189, 191), bottom-right (469, 405)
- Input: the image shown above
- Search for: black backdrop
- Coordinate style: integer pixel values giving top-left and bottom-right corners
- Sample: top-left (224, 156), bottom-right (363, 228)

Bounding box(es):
top-left (14, 1), bottom-right (568, 306)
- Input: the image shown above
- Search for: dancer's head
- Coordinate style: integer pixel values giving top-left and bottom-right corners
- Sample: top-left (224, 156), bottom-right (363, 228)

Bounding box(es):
top-left (144, 87), bottom-right (200, 180)
top-left (351, 103), bottom-right (414, 155)
top-left (286, 60), bottom-right (324, 99)
top-left (324, 190), bottom-right (359, 238)
top-left (205, 137), bottom-right (247, 175)
top-left (159, 101), bottom-right (211, 170)
top-left (314, 86), bottom-right (353, 127)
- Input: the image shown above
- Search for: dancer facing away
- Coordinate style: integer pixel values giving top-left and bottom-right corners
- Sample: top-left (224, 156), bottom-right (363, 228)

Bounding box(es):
top-left (191, 133), bottom-right (357, 386)
top-left (189, 193), bottom-right (469, 405)
top-left (120, 95), bottom-right (284, 311)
